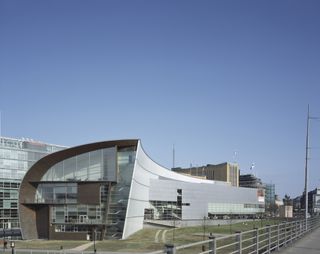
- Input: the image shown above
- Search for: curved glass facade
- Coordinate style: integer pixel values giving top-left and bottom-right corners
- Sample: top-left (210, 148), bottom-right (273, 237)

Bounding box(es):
top-left (33, 146), bottom-right (136, 239)
top-left (41, 147), bottom-right (117, 182)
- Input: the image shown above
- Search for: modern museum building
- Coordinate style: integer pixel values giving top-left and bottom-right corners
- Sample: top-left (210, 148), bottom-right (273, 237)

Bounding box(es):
top-left (19, 140), bottom-right (264, 240)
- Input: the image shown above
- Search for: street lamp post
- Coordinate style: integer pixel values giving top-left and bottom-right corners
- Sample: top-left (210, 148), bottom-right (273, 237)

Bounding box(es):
top-left (93, 227), bottom-right (96, 253)
top-left (304, 105), bottom-right (320, 230)
top-left (3, 228), bottom-right (6, 250)
top-left (10, 241), bottom-right (15, 254)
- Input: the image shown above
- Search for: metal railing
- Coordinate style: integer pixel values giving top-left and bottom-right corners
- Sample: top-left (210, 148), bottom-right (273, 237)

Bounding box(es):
top-left (148, 216), bottom-right (320, 254)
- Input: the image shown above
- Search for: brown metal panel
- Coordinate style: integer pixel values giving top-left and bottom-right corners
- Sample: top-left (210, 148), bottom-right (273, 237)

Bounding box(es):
top-left (78, 182), bottom-right (101, 205)
top-left (49, 225), bottom-right (88, 240)
top-left (36, 206), bottom-right (49, 239)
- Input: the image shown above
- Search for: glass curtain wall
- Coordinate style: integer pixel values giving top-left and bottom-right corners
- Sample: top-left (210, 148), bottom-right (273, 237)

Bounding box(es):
top-left (36, 146), bottom-right (136, 239)
top-left (104, 147), bottom-right (135, 239)
top-left (41, 147), bottom-right (117, 182)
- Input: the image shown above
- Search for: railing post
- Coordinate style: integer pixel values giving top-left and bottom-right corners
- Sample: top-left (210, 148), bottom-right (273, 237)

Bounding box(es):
top-left (284, 222), bottom-right (287, 247)
top-left (208, 233), bottom-right (216, 254)
top-left (290, 221), bottom-right (293, 243)
top-left (267, 225), bottom-right (271, 254)
top-left (236, 231), bottom-right (242, 254)
top-left (165, 244), bottom-right (176, 254)
top-left (277, 223), bottom-right (280, 251)
top-left (295, 220), bottom-right (299, 239)
top-left (254, 228), bottom-right (259, 254)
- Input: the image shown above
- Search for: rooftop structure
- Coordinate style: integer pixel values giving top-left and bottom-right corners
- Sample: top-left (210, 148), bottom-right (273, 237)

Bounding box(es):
top-left (239, 174), bottom-right (264, 189)
top-left (172, 162), bottom-right (239, 187)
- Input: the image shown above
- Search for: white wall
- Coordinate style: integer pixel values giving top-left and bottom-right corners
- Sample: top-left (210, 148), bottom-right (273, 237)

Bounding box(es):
top-left (122, 141), bottom-right (263, 239)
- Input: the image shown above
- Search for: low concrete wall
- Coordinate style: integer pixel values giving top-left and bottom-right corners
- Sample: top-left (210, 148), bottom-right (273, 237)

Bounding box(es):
top-left (144, 219), bottom-right (250, 228)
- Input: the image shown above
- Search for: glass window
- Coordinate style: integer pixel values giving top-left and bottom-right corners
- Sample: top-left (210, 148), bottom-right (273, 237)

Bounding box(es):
top-left (56, 211), bottom-right (65, 223)
top-left (64, 157), bottom-right (76, 181)
top-left (88, 151), bottom-right (102, 180)
top-left (76, 153), bottom-right (89, 181)
top-left (53, 162), bottom-right (64, 181)
top-left (103, 147), bottom-right (117, 181)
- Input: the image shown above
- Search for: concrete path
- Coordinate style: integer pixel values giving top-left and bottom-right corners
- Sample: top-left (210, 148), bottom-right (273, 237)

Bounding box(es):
top-left (279, 227), bottom-right (320, 254)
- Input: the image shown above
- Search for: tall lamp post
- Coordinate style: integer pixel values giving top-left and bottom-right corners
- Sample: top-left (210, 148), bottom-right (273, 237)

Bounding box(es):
top-left (10, 241), bottom-right (15, 254)
top-left (93, 227), bottom-right (96, 253)
top-left (304, 105), bottom-right (320, 230)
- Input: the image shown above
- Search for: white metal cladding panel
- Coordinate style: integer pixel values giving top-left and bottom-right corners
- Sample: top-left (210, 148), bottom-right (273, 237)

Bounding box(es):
top-left (149, 179), bottom-right (260, 204)
top-left (129, 178), bottom-right (150, 201)
top-left (123, 141), bottom-right (262, 239)
top-left (149, 179), bottom-right (178, 201)
top-left (122, 216), bottom-right (145, 239)
top-left (123, 142), bottom-right (162, 239)
top-left (133, 160), bottom-right (158, 189)
top-left (148, 179), bottom-right (262, 219)
top-left (135, 143), bottom-right (222, 184)
top-left (126, 197), bottom-right (149, 217)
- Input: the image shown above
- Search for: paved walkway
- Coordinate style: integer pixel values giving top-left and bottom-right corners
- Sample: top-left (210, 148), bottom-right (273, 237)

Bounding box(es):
top-left (279, 227), bottom-right (320, 254)
top-left (70, 241), bottom-right (94, 251)
top-left (69, 242), bottom-right (135, 254)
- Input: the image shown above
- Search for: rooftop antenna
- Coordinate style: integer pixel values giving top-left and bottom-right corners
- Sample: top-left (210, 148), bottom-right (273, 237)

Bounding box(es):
top-left (172, 144), bottom-right (175, 169)
top-left (250, 162), bottom-right (255, 175)
top-left (233, 150), bottom-right (238, 164)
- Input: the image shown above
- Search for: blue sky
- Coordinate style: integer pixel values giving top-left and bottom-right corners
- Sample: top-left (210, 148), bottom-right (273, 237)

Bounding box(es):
top-left (1, 0), bottom-right (320, 198)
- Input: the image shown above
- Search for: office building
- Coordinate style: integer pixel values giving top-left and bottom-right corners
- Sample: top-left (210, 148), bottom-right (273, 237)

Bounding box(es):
top-left (239, 174), bottom-right (264, 189)
top-left (300, 188), bottom-right (320, 215)
top-left (239, 174), bottom-right (265, 204)
top-left (19, 139), bottom-right (264, 240)
top-left (265, 183), bottom-right (275, 208)
top-left (172, 162), bottom-right (239, 187)
top-left (0, 136), bottom-right (65, 235)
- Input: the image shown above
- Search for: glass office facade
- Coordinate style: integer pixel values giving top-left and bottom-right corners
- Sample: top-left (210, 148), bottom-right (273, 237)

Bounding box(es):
top-left (208, 203), bottom-right (265, 214)
top-left (0, 137), bottom-right (65, 231)
top-left (265, 183), bottom-right (275, 208)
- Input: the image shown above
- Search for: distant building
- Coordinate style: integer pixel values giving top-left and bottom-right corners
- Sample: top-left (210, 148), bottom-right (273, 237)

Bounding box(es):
top-left (275, 195), bottom-right (283, 207)
top-left (292, 195), bottom-right (302, 217)
top-left (279, 205), bottom-right (293, 218)
top-left (239, 174), bottom-right (265, 204)
top-left (265, 183), bottom-right (275, 208)
top-left (172, 162), bottom-right (239, 187)
top-left (239, 174), bottom-right (264, 189)
top-left (300, 187), bottom-right (320, 215)
top-left (0, 136), bottom-right (66, 237)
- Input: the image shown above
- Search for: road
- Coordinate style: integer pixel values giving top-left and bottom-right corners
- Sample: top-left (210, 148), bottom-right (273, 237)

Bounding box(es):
top-left (279, 226), bottom-right (320, 254)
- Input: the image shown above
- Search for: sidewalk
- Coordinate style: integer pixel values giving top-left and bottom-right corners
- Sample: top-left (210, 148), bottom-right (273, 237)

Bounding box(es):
top-left (70, 241), bottom-right (94, 251)
top-left (279, 226), bottom-right (320, 254)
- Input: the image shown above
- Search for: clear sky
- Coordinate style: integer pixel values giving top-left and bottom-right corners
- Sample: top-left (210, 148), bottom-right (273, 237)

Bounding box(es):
top-left (1, 0), bottom-right (320, 198)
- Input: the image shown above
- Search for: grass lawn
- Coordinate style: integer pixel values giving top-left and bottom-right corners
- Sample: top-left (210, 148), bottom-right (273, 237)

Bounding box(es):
top-left (86, 219), bottom-right (280, 252)
top-left (11, 219), bottom-right (282, 252)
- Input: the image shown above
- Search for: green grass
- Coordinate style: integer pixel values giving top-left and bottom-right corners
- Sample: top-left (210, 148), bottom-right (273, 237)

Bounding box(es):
top-left (87, 219), bottom-right (280, 252)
